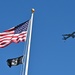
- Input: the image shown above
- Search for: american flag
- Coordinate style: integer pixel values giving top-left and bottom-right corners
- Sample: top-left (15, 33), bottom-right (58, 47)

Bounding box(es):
top-left (0, 20), bottom-right (29, 48)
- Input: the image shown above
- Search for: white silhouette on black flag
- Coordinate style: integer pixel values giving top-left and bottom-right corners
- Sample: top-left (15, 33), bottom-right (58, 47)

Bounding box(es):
top-left (7, 56), bottom-right (23, 68)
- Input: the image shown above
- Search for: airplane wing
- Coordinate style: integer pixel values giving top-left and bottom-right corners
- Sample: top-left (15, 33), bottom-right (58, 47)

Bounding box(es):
top-left (62, 36), bottom-right (70, 40)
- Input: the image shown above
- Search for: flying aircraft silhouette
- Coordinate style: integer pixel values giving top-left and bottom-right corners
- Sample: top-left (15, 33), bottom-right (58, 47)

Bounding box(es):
top-left (62, 32), bottom-right (75, 40)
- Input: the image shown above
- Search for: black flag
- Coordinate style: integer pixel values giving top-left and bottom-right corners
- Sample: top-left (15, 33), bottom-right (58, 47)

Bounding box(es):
top-left (7, 56), bottom-right (23, 68)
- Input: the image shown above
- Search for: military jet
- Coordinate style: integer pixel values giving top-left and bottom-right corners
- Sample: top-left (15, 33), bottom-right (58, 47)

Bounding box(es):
top-left (62, 32), bottom-right (75, 40)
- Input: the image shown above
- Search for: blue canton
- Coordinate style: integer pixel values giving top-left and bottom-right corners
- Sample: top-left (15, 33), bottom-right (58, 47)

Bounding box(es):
top-left (15, 20), bottom-right (29, 34)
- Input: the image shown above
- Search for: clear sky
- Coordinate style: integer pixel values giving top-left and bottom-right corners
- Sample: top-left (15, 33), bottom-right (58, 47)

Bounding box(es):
top-left (0, 0), bottom-right (75, 75)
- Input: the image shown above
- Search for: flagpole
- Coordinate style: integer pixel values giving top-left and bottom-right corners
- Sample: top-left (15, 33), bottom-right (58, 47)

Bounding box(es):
top-left (25, 8), bottom-right (35, 75)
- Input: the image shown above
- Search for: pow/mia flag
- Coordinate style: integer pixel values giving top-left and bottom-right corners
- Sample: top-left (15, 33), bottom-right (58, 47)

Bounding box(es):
top-left (7, 56), bottom-right (23, 68)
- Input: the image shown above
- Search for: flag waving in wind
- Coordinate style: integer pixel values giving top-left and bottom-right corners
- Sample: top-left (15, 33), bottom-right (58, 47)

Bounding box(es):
top-left (0, 20), bottom-right (29, 48)
top-left (7, 56), bottom-right (23, 68)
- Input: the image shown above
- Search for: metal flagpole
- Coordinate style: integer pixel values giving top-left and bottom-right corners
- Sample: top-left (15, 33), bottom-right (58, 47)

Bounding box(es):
top-left (25, 8), bottom-right (35, 75)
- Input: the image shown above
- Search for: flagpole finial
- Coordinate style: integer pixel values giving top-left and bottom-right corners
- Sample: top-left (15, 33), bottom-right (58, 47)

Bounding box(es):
top-left (31, 8), bottom-right (35, 13)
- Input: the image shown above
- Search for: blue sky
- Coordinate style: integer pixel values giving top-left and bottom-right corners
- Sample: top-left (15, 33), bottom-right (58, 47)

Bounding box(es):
top-left (0, 0), bottom-right (75, 75)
